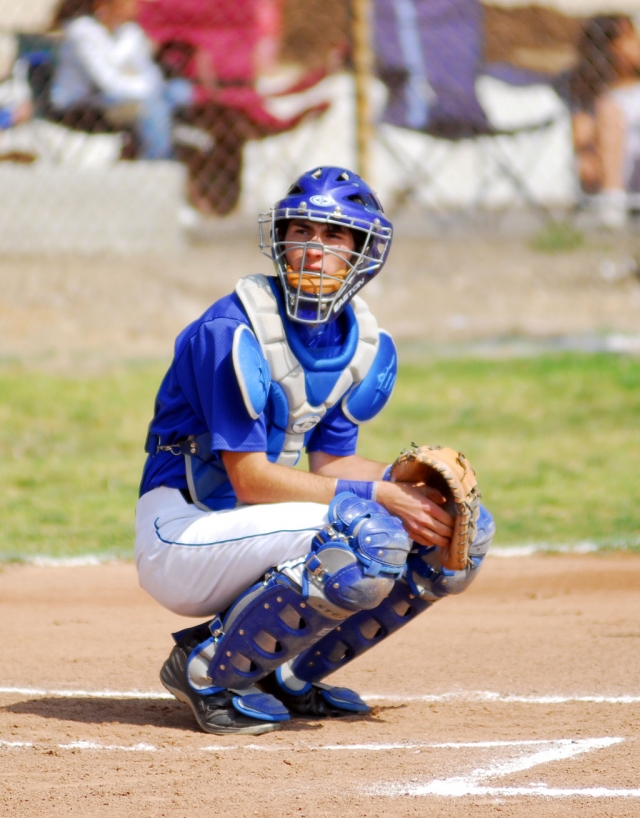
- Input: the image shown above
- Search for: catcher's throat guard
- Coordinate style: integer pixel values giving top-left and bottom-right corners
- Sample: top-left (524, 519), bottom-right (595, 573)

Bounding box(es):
top-left (390, 444), bottom-right (481, 571)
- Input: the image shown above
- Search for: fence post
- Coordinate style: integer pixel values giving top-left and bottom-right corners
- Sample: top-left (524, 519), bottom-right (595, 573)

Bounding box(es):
top-left (352, 0), bottom-right (373, 180)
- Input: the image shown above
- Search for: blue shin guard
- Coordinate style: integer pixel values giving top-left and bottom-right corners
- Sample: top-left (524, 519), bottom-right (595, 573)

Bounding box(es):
top-left (282, 505), bottom-right (495, 687)
top-left (183, 494), bottom-right (411, 697)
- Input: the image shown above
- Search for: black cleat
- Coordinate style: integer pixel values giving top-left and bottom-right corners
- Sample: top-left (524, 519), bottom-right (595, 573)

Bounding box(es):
top-left (160, 640), bottom-right (287, 736)
top-left (260, 669), bottom-right (371, 718)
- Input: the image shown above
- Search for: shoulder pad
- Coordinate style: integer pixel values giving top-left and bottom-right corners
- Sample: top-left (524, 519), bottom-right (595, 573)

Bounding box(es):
top-left (342, 330), bottom-right (397, 424)
top-left (232, 324), bottom-right (271, 419)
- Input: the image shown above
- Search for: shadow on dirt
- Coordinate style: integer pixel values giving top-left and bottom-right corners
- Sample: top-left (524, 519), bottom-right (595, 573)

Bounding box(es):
top-left (2, 697), bottom-right (378, 732)
top-left (4, 697), bottom-right (200, 730)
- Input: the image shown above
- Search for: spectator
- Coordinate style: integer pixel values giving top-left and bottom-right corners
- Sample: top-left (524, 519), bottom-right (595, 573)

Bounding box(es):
top-left (570, 16), bottom-right (640, 228)
top-left (0, 59), bottom-right (33, 130)
top-left (50, 0), bottom-right (195, 159)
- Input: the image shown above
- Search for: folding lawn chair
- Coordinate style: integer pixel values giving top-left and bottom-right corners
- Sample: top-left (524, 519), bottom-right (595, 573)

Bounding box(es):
top-left (138, 0), bottom-right (330, 215)
top-left (372, 0), bottom-right (567, 221)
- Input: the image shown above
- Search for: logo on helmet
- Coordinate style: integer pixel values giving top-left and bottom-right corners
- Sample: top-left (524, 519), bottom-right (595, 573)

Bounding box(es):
top-left (309, 195), bottom-right (335, 207)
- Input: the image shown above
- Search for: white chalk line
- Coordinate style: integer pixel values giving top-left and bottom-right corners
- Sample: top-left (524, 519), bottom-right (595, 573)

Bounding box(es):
top-left (0, 739), bottom-right (157, 752)
top-left (368, 737), bottom-right (640, 799)
top-left (3, 734), bottom-right (637, 799)
top-left (0, 736), bottom-right (627, 756)
top-left (366, 691), bottom-right (640, 705)
top-left (12, 540), bottom-right (639, 567)
top-left (0, 686), bottom-right (173, 700)
top-left (26, 556), bottom-right (108, 566)
top-left (0, 738), bottom-right (569, 754)
top-left (2, 686), bottom-right (640, 705)
top-left (426, 785), bottom-right (640, 798)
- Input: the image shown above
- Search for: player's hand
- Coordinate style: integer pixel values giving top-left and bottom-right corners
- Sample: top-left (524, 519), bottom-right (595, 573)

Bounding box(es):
top-left (375, 480), bottom-right (454, 548)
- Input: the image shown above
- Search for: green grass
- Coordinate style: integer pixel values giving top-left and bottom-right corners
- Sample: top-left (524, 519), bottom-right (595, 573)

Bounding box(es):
top-left (359, 353), bottom-right (640, 549)
top-left (0, 362), bottom-right (166, 560)
top-left (530, 220), bottom-right (585, 254)
top-left (1, 353), bottom-right (639, 560)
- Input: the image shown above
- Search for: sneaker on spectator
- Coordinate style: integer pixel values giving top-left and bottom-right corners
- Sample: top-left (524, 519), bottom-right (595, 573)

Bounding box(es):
top-left (596, 189), bottom-right (628, 230)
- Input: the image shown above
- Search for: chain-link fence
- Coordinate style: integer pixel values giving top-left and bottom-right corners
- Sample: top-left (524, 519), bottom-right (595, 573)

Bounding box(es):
top-left (0, 0), bottom-right (637, 251)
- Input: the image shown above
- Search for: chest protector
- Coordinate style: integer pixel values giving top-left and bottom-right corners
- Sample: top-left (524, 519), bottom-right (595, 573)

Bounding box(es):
top-left (234, 274), bottom-right (395, 467)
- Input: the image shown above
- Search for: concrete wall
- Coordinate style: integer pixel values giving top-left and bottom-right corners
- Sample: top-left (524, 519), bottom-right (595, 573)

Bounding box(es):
top-left (0, 161), bottom-right (186, 255)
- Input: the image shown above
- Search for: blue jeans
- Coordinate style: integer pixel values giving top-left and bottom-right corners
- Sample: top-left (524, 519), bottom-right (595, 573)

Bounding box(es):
top-left (104, 78), bottom-right (194, 160)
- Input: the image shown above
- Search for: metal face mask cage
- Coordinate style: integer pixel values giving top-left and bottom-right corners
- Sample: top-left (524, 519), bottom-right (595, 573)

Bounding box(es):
top-left (259, 208), bottom-right (391, 324)
top-left (258, 167), bottom-right (393, 324)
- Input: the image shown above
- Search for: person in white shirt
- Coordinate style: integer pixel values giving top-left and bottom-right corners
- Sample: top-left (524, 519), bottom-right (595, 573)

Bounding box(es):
top-left (51, 0), bottom-right (194, 158)
top-left (570, 15), bottom-right (640, 228)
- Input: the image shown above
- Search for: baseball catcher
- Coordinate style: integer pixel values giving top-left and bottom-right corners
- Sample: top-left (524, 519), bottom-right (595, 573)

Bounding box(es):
top-left (135, 166), bottom-right (495, 736)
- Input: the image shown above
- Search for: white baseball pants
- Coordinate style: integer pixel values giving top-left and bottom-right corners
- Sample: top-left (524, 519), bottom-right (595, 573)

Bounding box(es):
top-left (135, 487), bottom-right (328, 617)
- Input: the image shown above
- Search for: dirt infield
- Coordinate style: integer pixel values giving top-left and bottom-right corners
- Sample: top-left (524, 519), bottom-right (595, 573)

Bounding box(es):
top-left (2, 553), bottom-right (639, 817)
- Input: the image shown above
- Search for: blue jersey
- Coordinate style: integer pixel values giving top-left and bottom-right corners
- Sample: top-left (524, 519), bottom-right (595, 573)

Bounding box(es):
top-left (140, 290), bottom-right (359, 508)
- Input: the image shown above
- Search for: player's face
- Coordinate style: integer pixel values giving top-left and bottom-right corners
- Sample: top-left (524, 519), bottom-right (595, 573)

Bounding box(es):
top-left (283, 220), bottom-right (356, 294)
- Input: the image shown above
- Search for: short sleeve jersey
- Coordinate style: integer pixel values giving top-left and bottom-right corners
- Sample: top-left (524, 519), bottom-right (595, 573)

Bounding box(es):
top-left (139, 290), bottom-right (360, 504)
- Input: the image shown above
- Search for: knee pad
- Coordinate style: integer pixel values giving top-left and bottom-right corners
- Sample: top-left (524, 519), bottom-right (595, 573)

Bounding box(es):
top-left (406, 504), bottom-right (495, 599)
top-left (305, 493), bottom-right (410, 615)
top-left (183, 493), bottom-right (411, 694)
top-left (284, 505), bottom-right (495, 688)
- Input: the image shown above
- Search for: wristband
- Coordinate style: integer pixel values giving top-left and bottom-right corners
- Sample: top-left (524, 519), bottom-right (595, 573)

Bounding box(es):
top-left (382, 465), bottom-right (392, 481)
top-left (0, 108), bottom-right (13, 130)
top-left (335, 480), bottom-right (374, 501)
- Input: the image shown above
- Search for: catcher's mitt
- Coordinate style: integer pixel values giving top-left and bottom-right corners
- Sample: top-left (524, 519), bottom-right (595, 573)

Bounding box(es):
top-left (389, 444), bottom-right (481, 571)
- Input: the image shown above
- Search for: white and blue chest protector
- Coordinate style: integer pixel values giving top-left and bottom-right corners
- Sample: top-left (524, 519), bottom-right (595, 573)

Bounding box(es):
top-left (233, 274), bottom-right (397, 467)
top-left (179, 275), bottom-right (397, 510)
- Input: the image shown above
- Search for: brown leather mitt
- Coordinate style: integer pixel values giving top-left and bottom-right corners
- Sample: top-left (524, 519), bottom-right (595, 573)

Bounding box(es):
top-left (389, 444), bottom-right (481, 571)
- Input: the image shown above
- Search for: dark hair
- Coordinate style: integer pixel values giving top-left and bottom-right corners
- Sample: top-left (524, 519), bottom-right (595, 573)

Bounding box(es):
top-left (50, 0), bottom-right (96, 28)
top-left (569, 15), bottom-right (630, 109)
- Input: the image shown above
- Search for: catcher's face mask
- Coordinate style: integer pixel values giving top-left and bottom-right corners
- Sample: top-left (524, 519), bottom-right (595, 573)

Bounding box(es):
top-left (281, 219), bottom-right (356, 296)
top-left (259, 166), bottom-right (393, 324)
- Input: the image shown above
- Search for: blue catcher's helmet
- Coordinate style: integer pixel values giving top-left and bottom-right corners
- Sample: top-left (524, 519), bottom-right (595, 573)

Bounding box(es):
top-left (259, 166), bottom-right (393, 324)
